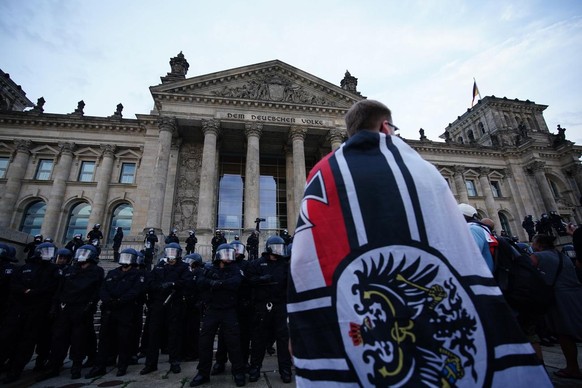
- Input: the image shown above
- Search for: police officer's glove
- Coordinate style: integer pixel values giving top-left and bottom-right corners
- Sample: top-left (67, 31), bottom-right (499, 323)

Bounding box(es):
top-left (259, 274), bottom-right (273, 283)
top-left (161, 281), bottom-right (175, 289)
top-left (210, 280), bottom-right (222, 289)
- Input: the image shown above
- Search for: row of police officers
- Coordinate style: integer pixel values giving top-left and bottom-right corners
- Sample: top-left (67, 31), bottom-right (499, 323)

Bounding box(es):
top-left (0, 235), bottom-right (292, 387)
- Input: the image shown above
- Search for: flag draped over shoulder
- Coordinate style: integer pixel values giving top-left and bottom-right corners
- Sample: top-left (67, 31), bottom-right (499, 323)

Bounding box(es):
top-left (472, 80), bottom-right (480, 107)
top-left (288, 130), bottom-right (551, 387)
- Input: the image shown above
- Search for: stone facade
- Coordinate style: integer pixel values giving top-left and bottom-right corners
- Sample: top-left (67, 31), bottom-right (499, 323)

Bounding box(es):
top-left (1, 54), bottom-right (581, 259)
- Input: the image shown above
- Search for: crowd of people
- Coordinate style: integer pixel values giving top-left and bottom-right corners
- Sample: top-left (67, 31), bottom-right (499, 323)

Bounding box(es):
top-left (0, 228), bottom-right (294, 387)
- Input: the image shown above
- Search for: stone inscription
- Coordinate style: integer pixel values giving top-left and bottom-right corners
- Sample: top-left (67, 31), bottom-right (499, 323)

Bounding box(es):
top-left (220, 112), bottom-right (329, 126)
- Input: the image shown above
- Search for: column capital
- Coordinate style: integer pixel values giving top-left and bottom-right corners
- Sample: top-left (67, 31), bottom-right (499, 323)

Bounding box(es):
top-left (289, 126), bottom-right (307, 142)
top-left (58, 142), bottom-right (76, 155)
top-left (563, 163), bottom-right (582, 177)
top-left (327, 128), bottom-right (346, 144)
top-left (525, 160), bottom-right (546, 173)
top-left (100, 144), bottom-right (117, 157)
top-left (201, 118), bottom-right (221, 137)
top-left (453, 165), bottom-right (465, 175)
top-left (244, 122), bottom-right (263, 138)
top-left (500, 168), bottom-right (513, 178)
top-left (478, 167), bottom-right (491, 176)
top-left (157, 116), bottom-right (177, 134)
top-left (14, 139), bottom-right (32, 153)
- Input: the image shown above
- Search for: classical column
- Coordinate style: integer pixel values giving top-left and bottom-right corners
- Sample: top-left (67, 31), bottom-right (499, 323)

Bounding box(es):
top-left (501, 168), bottom-right (528, 240)
top-left (196, 119), bottom-right (220, 234)
top-left (285, 147), bottom-right (295, 233)
top-left (0, 140), bottom-right (32, 227)
top-left (478, 167), bottom-right (500, 230)
top-left (145, 117), bottom-right (176, 231)
top-left (88, 144), bottom-right (116, 231)
top-left (564, 164), bottom-right (582, 198)
top-left (41, 142), bottom-right (75, 238)
top-left (453, 165), bottom-right (469, 204)
top-left (289, 126), bottom-right (307, 231)
top-left (526, 161), bottom-right (558, 213)
top-left (328, 128), bottom-right (345, 150)
top-left (243, 122), bottom-right (262, 232)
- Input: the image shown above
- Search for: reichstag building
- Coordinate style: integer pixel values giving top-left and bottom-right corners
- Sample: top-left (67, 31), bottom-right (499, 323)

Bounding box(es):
top-left (1, 52), bottom-right (581, 259)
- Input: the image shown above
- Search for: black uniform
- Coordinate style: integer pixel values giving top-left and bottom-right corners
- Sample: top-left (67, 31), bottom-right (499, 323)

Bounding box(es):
top-left (23, 238), bottom-right (42, 261)
top-left (142, 260), bottom-right (190, 371)
top-left (144, 233), bottom-right (159, 270)
top-left (246, 234), bottom-right (259, 261)
top-left (0, 259), bottom-right (59, 382)
top-left (65, 237), bottom-right (84, 254)
top-left (165, 233), bottom-right (180, 244)
top-left (0, 260), bottom-right (15, 324)
top-left (112, 228), bottom-right (124, 262)
top-left (246, 253), bottom-right (292, 378)
top-left (46, 262), bottom-right (104, 377)
top-left (185, 235), bottom-right (198, 255)
top-left (89, 266), bottom-right (143, 374)
top-left (211, 235), bottom-right (227, 258)
top-left (196, 262), bottom-right (245, 378)
top-left (182, 265), bottom-right (204, 360)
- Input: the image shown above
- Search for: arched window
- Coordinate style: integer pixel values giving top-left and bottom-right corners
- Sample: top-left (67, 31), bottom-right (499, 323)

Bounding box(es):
top-left (478, 122), bottom-right (485, 134)
top-left (64, 202), bottom-right (92, 243)
top-left (108, 203), bottom-right (134, 243)
top-left (457, 136), bottom-right (464, 144)
top-left (499, 212), bottom-right (512, 236)
top-left (20, 200), bottom-right (46, 236)
top-left (468, 130), bottom-right (475, 142)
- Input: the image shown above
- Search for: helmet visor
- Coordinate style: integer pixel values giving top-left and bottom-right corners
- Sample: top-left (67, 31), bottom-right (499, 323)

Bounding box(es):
top-left (119, 252), bottom-right (135, 265)
top-left (234, 243), bottom-right (245, 255)
top-left (269, 243), bottom-right (286, 256)
top-left (217, 248), bottom-right (235, 262)
top-left (165, 247), bottom-right (180, 260)
top-left (0, 246), bottom-right (10, 259)
top-left (75, 248), bottom-right (93, 262)
top-left (39, 246), bottom-right (56, 261)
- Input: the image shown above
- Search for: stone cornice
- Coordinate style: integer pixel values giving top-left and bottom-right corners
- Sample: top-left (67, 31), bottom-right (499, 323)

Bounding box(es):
top-left (0, 112), bottom-right (144, 133)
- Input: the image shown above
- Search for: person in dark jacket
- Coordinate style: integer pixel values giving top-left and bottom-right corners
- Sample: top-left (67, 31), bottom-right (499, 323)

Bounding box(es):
top-left (181, 252), bottom-right (205, 361)
top-left (65, 233), bottom-right (84, 255)
top-left (190, 243), bottom-right (246, 387)
top-left (211, 230), bottom-right (227, 258)
top-left (185, 230), bottom-right (198, 255)
top-left (0, 242), bottom-right (59, 384)
top-left (37, 244), bottom-right (104, 381)
top-left (140, 243), bottom-right (190, 375)
top-left (0, 243), bottom-right (16, 323)
top-left (144, 229), bottom-right (159, 271)
top-left (165, 228), bottom-right (180, 244)
top-left (86, 248), bottom-right (143, 378)
top-left (23, 234), bottom-right (43, 261)
top-left (112, 227), bottom-right (124, 262)
top-left (246, 236), bottom-right (292, 384)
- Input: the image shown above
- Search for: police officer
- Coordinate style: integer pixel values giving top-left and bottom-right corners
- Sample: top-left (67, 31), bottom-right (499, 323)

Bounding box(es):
top-left (182, 252), bottom-right (204, 361)
top-left (0, 242), bottom-right (59, 384)
top-left (185, 230), bottom-right (198, 254)
top-left (37, 244), bottom-right (104, 381)
top-left (246, 231), bottom-right (259, 261)
top-left (211, 229), bottom-right (226, 258)
top-left (140, 243), bottom-right (190, 375)
top-left (87, 224), bottom-right (104, 253)
top-left (165, 228), bottom-right (180, 244)
top-left (23, 234), bottom-right (43, 260)
top-left (86, 248), bottom-right (143, 378)
top-left (212, 239), bottom-right (253, 375)
top-left (246, 236), bottom-right (292, 384)
top-left (144, 228), bottom-right (159, 271)
top-left (190, 243), bottom-right (246, 387)
top-left (0, 243), bottom-right (16, 322)
top-left (55, 248), bottom-right (73, 269)
top-left (65, 233), bottom-right (84, 254)
top-left (112, 226), bottom-right (124, 262)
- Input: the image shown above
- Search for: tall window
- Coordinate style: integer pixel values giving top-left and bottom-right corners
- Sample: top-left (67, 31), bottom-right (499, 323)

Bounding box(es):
top-left (467, 130), bottom-right (475, 142)
top-left (108, 203), bottom-right (133, 243)
top-left (478, 122), bottom-right (485, 134)
top-left (120, 163), bottom-right (136, 184)
top-left (465, 180), bottom-right (478, 197)
top-left (260, 157), bottom-right (287, 231)
top-left (548, 179), bottom-right (560, 199)
top-left (499, 212), bottom-right (512, 236)
top-left (217, 156), bottom-right (245, 235)
top-left (0, 157), bottom-right (8, 178)
top-left (491, 181), bottom-right (501, 197)
top-left (20, 200), bottom-right (46, 236)
top-left (78, 161), bottom-right (95, 182)
top-left (64, 202), bottom-right (92, 243)
top-left (35, 159), bottom-right (53, 180)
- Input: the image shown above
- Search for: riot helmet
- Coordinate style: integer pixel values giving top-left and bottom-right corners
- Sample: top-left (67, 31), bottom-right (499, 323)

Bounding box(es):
top-left (234, 234), bottom-right (240, 241)
top-left (74, 233), bottom-right (83, 240)
top-left (55, 248), bottom-right (73, 265)
top-left (35, 242), bottom-right (56, 261)
top-left (183, 252), bottom-right (203, 267)
top-left (43, 237), bottom-right (54, 243)
top-left (34, 234), bottom-right (43, 242)
top-left (265, 235), bottom-right (287, 257)
top-left (216, 243), bottom-right (235, 263)
top-left (148, 228), bottom-right (155, 235)
top-left (189, 230), bottom-right (195, 236)
top-left (164, 242), bottom-right (182, 261)
top-left (93, 224), bottom-right (101, 230)
top-left (230, 240), bottom-right (245, 256)
top-left (119, 248), bottom-right (139, 266)
top-left (0, 243), bottom-right (12, 262)
top-left (74, 244), bottom-right (99, 264)
top-left (136, 250), bottom-right (146, 266)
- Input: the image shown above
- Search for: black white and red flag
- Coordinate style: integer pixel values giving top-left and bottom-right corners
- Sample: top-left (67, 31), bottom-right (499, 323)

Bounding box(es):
top-left (288, 130), bottom-right (550, 387)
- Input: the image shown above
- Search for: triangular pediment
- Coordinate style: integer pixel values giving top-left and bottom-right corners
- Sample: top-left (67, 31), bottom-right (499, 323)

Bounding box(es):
top-left (150, 60), bottom-right (361, 110)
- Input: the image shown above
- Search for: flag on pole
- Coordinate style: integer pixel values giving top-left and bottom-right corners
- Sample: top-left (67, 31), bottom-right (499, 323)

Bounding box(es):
top-left (472, 79), bottom-right (481, 107)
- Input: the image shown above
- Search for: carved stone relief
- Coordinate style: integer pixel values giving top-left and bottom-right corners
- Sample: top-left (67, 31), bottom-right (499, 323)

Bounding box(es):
top-left (173, 142), bottom-right (203, 231)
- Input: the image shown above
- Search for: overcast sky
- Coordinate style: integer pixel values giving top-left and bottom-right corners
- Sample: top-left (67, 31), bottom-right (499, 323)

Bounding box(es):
top-left (1, 0), bottom-right (581, 145)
